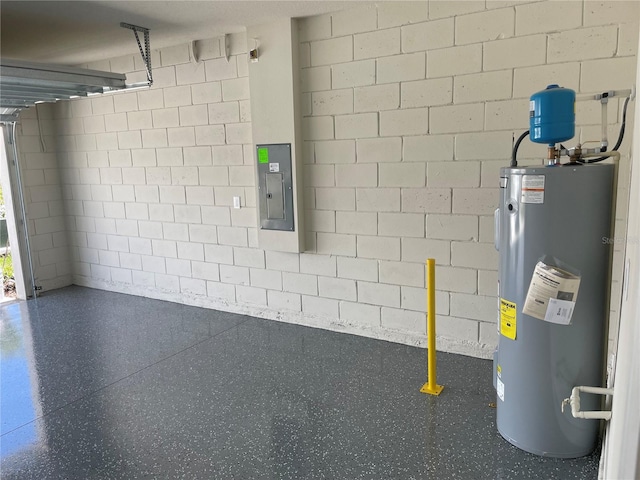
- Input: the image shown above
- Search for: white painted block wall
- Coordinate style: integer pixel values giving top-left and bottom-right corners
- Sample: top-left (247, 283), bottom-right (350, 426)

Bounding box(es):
top-left (14, 1), bottom-right (638, 359)
top-left (297, 0), bottom-right (637, 357)
top-left (15, 105), bottom-right (72, 291)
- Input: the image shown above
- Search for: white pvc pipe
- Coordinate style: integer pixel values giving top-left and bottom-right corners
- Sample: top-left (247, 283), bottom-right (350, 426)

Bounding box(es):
top-left (575, 89), bottom-right (633, 102)
top-left (562, 386), bottom-right (614, 420)
top-left (602, 100), bottom-right (608, 150)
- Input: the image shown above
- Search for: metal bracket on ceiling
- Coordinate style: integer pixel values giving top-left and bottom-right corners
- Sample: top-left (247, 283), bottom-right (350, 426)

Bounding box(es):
top-left (120, 22), bottom-right (153, 85)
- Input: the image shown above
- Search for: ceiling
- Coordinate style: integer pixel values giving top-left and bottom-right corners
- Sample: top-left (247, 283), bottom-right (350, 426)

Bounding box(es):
top-left (1, 1), bottom-right (366, 65)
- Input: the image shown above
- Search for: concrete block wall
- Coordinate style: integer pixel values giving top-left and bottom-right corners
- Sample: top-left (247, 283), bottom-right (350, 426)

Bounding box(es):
top-left (54, 35), bottom-right (262, 302)
top-left (298, 0), bottom-right (637, 357)
top-left (15, 104), bottom-right (72, 291)
top-left (13, 1), bottom-right (637, 359)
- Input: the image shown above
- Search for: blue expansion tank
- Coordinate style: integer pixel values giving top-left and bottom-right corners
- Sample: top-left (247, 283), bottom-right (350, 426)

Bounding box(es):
top-left (529, 85), bottom-right (576, 145)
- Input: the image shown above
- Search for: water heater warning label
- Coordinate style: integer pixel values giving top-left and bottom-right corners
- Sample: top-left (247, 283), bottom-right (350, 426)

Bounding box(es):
top-left (500, 298), bottom-right (517, 340)
top-left (521, 175), bottom-right (545, 204)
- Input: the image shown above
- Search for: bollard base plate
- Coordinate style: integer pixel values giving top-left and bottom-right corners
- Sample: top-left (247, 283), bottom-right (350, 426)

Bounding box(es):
top-left (420, 383), bottom-right (444, 396)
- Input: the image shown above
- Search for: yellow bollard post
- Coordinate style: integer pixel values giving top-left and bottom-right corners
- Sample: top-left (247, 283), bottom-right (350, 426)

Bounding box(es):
top-left (420, 258), bottom-right (444, 396)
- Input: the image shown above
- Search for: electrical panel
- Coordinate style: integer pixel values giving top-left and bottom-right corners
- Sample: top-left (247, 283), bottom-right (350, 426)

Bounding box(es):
top-left (257, 144), bottom-right (294, 231)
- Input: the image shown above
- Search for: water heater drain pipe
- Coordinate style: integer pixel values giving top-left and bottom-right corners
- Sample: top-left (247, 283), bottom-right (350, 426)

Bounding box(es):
top-left (562, 386), bottom-right (614, 420)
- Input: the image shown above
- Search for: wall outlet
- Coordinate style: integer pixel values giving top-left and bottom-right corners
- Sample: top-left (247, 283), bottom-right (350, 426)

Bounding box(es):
top-left (233, 196), bottom-right (241, 209)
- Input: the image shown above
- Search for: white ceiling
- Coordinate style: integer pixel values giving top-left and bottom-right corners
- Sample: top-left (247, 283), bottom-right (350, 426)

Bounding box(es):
top-left (1, 1), bottom-right (367, 65)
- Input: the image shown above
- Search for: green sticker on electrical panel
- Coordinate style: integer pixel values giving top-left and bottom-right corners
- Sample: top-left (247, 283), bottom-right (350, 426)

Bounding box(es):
top-left (258, 147), bottom-right (269, 164)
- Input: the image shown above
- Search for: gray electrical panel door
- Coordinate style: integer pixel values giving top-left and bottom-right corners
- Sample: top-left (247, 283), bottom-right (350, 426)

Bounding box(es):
top-left (265, 173), bottom-right (285, 219)
top-left (496, 164), bottom-right (614, 458)
top-left (257, 144), bottom-right (294, 231)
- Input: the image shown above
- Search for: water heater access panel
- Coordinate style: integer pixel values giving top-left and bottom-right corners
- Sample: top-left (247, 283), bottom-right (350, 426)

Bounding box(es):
top-left (256, 143), bottom-right (294, 231)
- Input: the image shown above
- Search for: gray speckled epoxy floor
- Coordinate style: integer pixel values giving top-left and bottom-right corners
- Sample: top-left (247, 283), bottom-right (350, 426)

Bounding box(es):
top-left (1, 286), bottom-right (599, 479)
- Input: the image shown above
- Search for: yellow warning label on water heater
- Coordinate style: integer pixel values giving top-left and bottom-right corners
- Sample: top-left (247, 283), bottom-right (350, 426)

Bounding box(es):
top-left (500, 298), bottom-right (517, 340)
